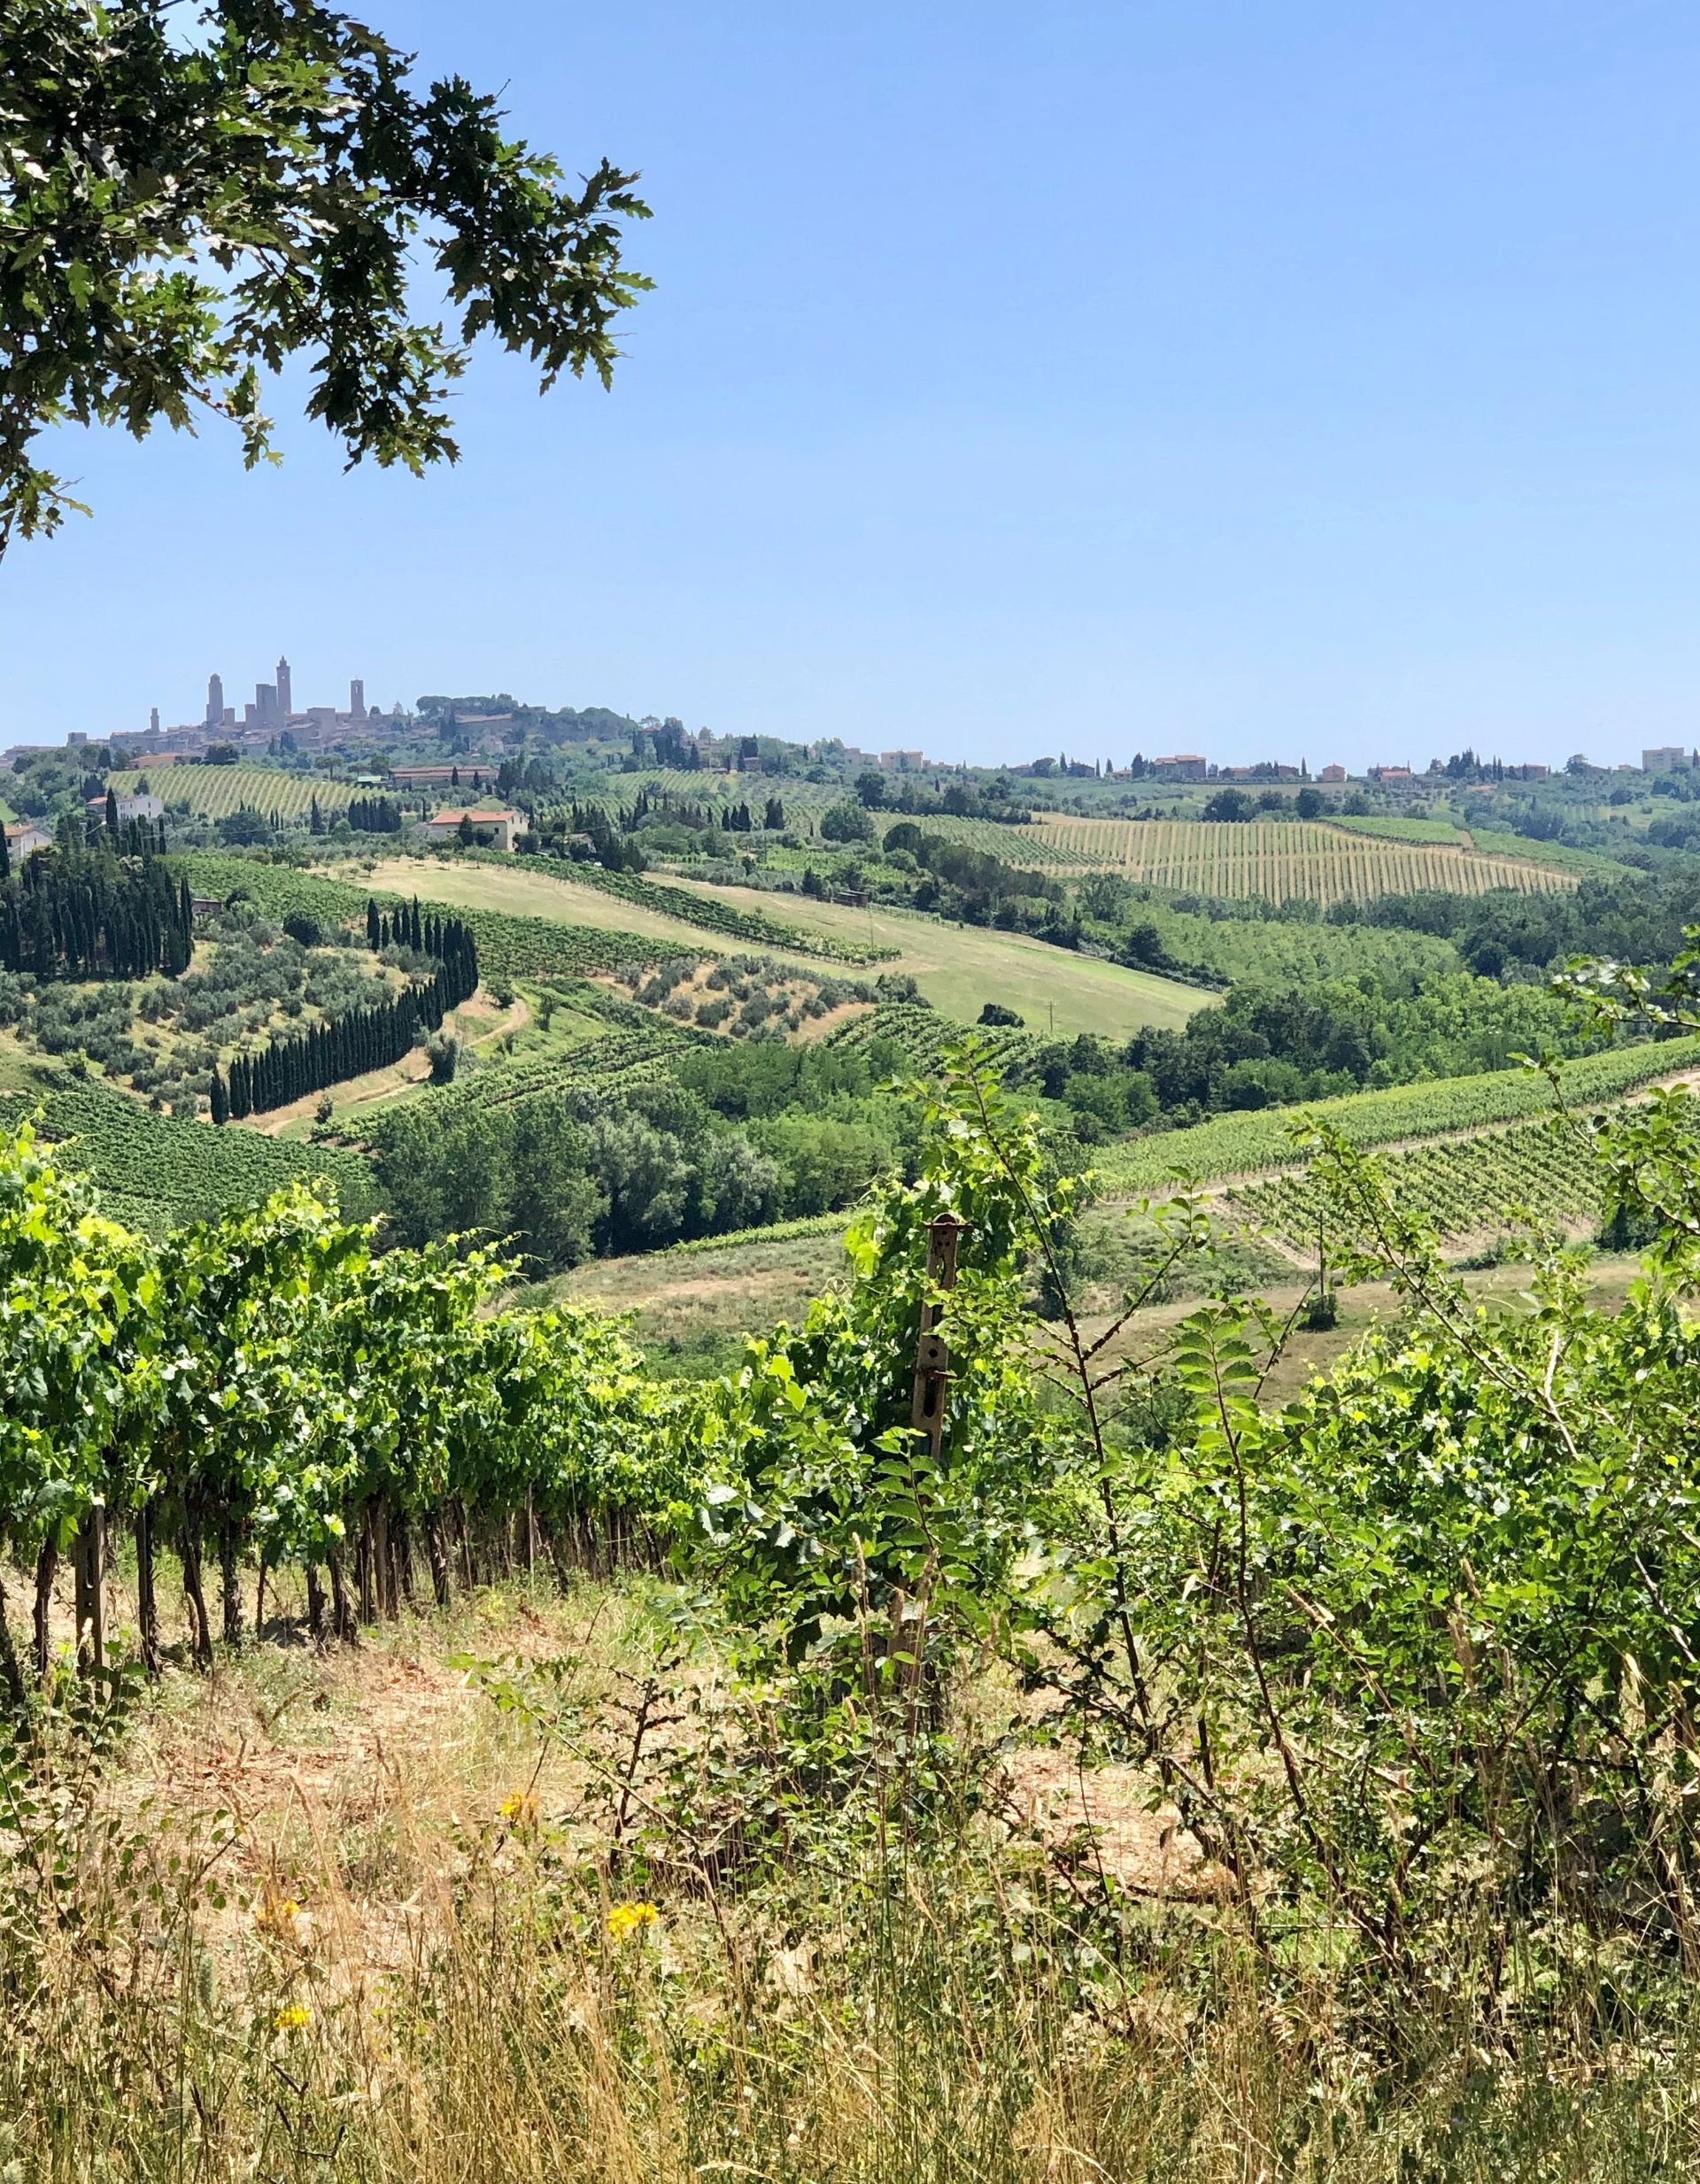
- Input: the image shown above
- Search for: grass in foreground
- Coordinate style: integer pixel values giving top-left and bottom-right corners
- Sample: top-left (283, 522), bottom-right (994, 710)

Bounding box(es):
top-left (3, 1574), bottom-right (1698, 2182)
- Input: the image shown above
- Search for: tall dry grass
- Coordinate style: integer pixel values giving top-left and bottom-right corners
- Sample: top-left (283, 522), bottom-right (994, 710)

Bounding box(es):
top-left (0, 1577), bottom-right (1697, 2182)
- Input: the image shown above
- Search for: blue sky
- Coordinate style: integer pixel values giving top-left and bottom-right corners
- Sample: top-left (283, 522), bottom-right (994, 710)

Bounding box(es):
top-left (5, 0), bottom-right (1700, 769)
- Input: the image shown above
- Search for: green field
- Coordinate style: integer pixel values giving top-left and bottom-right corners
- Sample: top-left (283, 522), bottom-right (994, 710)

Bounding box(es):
top-left (355, 855), bottom-right (816, 961)
top-left (552, 1224), bottom-right (849, 1371)
top-left (346, 859), bottom-right (1207, 1038)
top-left (664, 878), bottom-right (1209, 1036)
top-left (923, 814), bottom-right (1579, 903)
top-left (135, 762), bottom-right (366, 819)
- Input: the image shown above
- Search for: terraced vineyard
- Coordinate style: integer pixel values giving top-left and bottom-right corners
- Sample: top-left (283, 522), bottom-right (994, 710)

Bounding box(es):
top-left (440, 1026), bottom-right (699, 1109)
top-left (135, 763), bottom-right (366, 820)
top-left (888, 814), bottom-right (1100, 867)
top-left (0, 1085), bottom-right (376, 1231)
top-left (1325, 814), bottom-right (1467, 844)
top-left (931, 816), bottom-right (1579, 903)
top-left (1230, 1115), bottom-right (1609, 1249)
top-left (1096, 1037), bottom-right (1700, 1196)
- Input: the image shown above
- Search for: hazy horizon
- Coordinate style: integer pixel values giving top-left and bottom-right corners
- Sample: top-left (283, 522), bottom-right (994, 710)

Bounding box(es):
top-left (5, 1), bottom-right (1700, 774)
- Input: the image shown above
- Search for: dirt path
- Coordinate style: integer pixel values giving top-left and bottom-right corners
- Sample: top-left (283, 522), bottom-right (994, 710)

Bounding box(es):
top-left (243, 992), bottom-right (529, 1135)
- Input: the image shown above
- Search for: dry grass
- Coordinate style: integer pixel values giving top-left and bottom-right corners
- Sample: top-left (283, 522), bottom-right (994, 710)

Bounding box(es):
top-left (1, 1576), bottom-right (1697, 2180)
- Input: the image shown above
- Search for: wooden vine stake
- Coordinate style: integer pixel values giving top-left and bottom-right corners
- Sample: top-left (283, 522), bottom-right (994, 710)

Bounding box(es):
top-left (73, 1507), bottom-right (105, 1673)
top-left (910, 1215), bottom-right (967, 1462)
top-left (903, 1215), bottom-right (968, 1732)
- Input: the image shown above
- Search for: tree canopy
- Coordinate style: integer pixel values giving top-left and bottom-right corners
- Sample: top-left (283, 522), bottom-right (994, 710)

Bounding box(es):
top-left (0, 0), bottom-right (652, 551)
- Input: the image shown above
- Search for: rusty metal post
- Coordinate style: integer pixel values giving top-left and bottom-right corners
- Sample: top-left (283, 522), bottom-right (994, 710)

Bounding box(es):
top-left (911, 1215), bottom-right (967, 1462)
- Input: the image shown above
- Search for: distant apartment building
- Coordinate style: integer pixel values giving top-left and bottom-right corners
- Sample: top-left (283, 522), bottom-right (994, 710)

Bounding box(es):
top-left (419, 806), bottom-right (519, 852)
top-left (879, 750), bottom-right (925, 770)
top-left (1318, 764), bottom-right (1348, 783)
top-left (1642, 746), bottom-right (1696, 775)
top-left (1151, 754), bottom-right (1208, 782)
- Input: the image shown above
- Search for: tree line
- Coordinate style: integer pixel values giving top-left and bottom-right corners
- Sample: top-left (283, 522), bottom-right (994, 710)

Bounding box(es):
top-left (0, 828), bottom-right (192, 981)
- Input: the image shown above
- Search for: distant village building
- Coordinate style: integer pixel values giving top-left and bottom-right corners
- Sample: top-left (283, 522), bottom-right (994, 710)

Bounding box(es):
top-left (1318, 763), bottom-right (1348, 782)
top-left (84, 791), bottom-right (165, 824)
top-left (419, 806), bottom-right (519, 852)
top-left (1368, 765), bottom-right (1415, 784)
top-left (879, 750), bottom-right (925, 770)
top-left (1150, 754), bottom-right (1208, 782)
top-left (1642, 746), bottom-right (1696, 775)
top-left (3, 821), bottom-right (52, 860)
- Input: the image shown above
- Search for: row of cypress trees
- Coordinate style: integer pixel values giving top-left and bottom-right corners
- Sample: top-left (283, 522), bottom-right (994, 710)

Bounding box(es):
top-left (212, 901), bottom-right (479, 1120)
top-left (0, 829), bottom-right (192, 981)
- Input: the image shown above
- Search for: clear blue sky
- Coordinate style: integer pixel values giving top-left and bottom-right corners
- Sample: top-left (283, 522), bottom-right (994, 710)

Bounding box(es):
top-left (5, 0), bottom-right (1700, 770)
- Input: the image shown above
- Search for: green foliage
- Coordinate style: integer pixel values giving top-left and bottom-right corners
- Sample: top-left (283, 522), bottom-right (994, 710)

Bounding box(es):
top-left (1097, 1035), bottom-right (1700, 1193)
top-left (1233, 1110), bottom-right (1612, 1248)
top-left (0, 1084), bottom-right (375, 1232)
top-left (0, 1123), bottom-right (687, 1663)
top-left (694, 1053), bottom-right (1056, 1678)
top-left (0, 0), bottom-right (649, 550)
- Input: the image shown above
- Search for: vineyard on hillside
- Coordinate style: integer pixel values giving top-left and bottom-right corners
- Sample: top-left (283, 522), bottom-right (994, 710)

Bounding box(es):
top-left (1229, 1114), bottom-right (1610, 1250)
top-left (349, 1028), bottom-right (699, 1142)
top-left (824, 1001), bottom-right (1040, 1080)
top-left (135, 764), bottom-right (367, 820)
top-left (1097, 1036), bottom-right (1700, 1195)
top-left (1325, 814), bottom-right (1467, 844)
top-left (926, 816), bottom-right (1580, 902)
top-left (0, 1085), bottom-right (375, 1231)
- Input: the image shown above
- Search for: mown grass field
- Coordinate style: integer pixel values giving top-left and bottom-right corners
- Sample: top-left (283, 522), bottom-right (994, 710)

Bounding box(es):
top-left (553, 1226), bottom-right (849, 1373)
top-left (135, 762), bottom-right (366, 819)
top-left (350, 855), bottom-right (761, 957)
top-left (922, 814), bottom-right (1580, 902)
top-left (352, 859), bottom-right (1209, 1037)
top-left (663, 877), bottom-right (1209, 1035)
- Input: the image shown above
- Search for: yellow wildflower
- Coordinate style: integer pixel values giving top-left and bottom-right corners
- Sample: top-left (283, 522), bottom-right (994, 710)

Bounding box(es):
top-left (498, 1789), bottom-right (540, 1832)
top-left (607, 1900), bottom-right (660, 1941)
top-left (255, 1883), bottom-right (301, 1939)
top-left (273, 2004), bottom-right (313, 2032)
